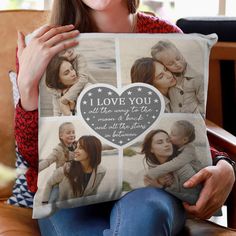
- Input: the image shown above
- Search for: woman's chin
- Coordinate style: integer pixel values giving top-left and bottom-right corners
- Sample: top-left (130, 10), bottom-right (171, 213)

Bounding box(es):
top-left (73, 78), bottom-right (79, 84)
top-left (165, 150), bottom-right (173, 156)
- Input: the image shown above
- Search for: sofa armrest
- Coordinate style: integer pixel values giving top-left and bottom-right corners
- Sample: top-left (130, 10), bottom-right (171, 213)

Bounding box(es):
top-left (0, 201), bottom-right (40, 236)
top-left (206, 119), bottom-right (236, 229)
top-left (206, 119), bottom-right (236, 159)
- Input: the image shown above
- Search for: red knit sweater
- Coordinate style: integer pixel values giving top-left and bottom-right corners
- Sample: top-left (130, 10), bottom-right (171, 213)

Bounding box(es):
top-left (15, 12), bottom-right (226, 193)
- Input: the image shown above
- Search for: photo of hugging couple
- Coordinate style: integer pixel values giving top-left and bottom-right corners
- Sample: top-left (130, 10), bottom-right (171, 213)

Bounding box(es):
top-left (39, 122), bottom-right (106, 204)
top-left (36, 120), bottom-right (119, 207)
top-left (39, 34), bottom-right (206, 117)
top-left (123, 114), bottom-right (211, 205)
top-left (130, 40), bottom-right (204, 114)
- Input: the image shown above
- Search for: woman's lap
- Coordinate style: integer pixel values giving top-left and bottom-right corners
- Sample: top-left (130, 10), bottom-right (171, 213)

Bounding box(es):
top-left (38, 201), bottom-right (112, 236)
top-left (104, 187), bottom-right (186, 236)
top-left (38, 187), bottom-right (186, 236)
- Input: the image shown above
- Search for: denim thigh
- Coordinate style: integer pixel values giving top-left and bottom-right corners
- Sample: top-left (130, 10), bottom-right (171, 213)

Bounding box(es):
top-left (104, 187), bottom-right (186, 236)
top-left (38, 201), bottom-right (113, 236)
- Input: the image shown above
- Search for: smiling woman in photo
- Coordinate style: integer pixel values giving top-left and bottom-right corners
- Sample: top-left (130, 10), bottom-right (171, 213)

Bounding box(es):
top-left (142, 125), bottom-right (202, 205)
top-left (42, 135), bottom-right (106, 203)
top-left (46, 56), bottom-right (79, 116)
top-left (130, 57), bottom-right (176, 112)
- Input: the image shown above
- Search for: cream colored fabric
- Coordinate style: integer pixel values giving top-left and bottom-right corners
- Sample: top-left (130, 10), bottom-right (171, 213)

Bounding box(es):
top-left (42, 164), bottom-right (106, 202)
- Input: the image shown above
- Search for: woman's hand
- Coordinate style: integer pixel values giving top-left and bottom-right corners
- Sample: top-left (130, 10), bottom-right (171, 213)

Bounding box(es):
top-left (59, 100), bottom-right (76, 116)
top-left (144, 173), bottom-right (174, 188)
top-left (69, 100), bottom-right (76, 111)
top-left (144, 175), bottom-right (163, 188)
top-left (157, 173), bottom-right (174, 187)
top-left (59, 102), bottom-right (72, 116)
top-left (183, 160), bottom-right (235, 219)
top-left (17, 24), bottom-right (79, 111)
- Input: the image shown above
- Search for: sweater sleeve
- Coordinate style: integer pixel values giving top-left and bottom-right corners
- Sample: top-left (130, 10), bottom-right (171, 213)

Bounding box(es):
top-left (42, 167), bottom-right (64, 202)
top-left (136, 12), bottom-right (183, 33)
top-left (15, 101), bottom-right (39, 192)
top-left (39, 147), bottom-right (59, 172)
top-left (147, 145), bottom-right (196, 178)
top-left (61, 78), bottom-right (88, 102)
top-left (210, 146), bottom-right (228, 159)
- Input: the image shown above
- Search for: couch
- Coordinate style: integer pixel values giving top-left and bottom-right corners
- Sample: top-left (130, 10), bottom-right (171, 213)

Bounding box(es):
top-left (0, 10), bottom-right (235, 236)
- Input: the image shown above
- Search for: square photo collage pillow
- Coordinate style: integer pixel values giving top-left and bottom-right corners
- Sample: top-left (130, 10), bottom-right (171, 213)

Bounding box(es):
top-left (31, 32), bottom-right (217, 218)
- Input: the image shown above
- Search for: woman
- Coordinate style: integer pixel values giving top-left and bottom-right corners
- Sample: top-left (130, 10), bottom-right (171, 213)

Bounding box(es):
top-left (42, 135), bottom-right (106, 203)
top-left (142, 129), bottom-right (202, 205)
top-left (15, 0), bottom-right (235, 235)
top-left (58, 48), bottom-right (98, 108)
top-left (47, 57), bottom-right (78, 116)
top-left (151, 40), bottom-right (204, 114)
top-left (131, 57), bottom-right (176, 112)
top-left (46, 56), bottom-right (91, 116)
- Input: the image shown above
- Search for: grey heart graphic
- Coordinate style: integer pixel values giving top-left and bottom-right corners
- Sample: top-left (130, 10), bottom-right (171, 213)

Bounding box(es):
top-left (79, 84), bottom-right (164, 147)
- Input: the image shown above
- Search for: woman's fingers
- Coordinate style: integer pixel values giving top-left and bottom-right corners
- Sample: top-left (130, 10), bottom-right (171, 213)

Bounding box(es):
top-left (164, 175), bottom-right (174, 186)
top-left (60, 103), bottom-right (72, 116)
top-left (144, 175), bottom-right (152, 185)
top-left (157, 174), bottom-right (173, 186)
top-left (32, 24), bottom-right (79, 58)
top-left (45, 29), bottom-right (79, 47)
top-left (17, 31), bottom-right (26, 58)
top-left (183, 184), bottom-right (210, 217)
top-left (39, 24), bottom-right (75, 42)
top-left (183, 162), bottom-right (235, 219)
top-left (33, 24), bottom-right (57, 38)
top-left (50, 38), bottom-right (79, 56)
top-left (183, 168), bottom-right (211, 188)
top-left (17, 24), bottom-right (79, 111)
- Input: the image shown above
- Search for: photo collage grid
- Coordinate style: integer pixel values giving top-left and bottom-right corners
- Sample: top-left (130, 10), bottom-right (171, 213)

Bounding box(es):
top-left (34, 33), bottom-right (214, 218)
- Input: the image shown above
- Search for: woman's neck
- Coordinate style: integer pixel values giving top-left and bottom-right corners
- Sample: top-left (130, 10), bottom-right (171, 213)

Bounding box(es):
top-left (157, 88), bottom-right (169, 97)
top-left (157, 156), bottom-right (169, 164)
top-left (61, 87), bottom-right (69, 95)
top-left (90, 5), bottom-right (136, 33)
top-left (81, 161), bottom-right (93, 173)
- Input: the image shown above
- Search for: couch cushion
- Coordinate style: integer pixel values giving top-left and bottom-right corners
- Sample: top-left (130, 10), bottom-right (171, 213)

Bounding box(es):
top-left (176, 17), bottom-right (236, 42)
top-left (0, 201), bottom-right (40, 236)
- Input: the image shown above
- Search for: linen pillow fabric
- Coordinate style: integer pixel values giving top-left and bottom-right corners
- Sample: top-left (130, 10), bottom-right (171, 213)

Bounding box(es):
top-left (33, 33), bottom-right (217, 218)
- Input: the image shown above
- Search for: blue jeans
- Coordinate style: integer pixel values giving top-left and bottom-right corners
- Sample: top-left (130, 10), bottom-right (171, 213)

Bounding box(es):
top-left (38, 188), bottom-right (186, 236)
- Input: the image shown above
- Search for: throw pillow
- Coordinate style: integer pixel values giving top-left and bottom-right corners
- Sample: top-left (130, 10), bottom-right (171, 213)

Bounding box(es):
top-left (32, 33), bottom-right (217, 218)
